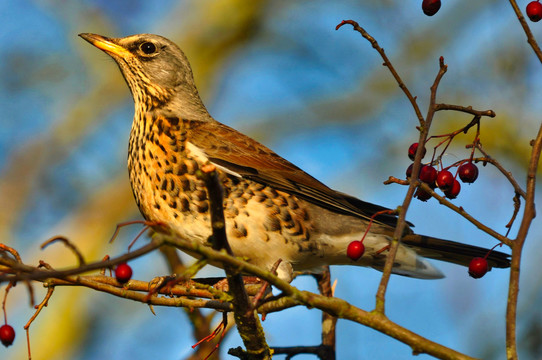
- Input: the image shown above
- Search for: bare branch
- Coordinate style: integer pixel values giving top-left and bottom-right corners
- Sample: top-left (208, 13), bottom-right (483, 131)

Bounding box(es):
top-left (417, 182), bottom-right (513, 247)
top-left (163, 233), bottom-right (477, 359)
top-left (0, 240), bottom-right (163, 283)
top-left (198, 164), bottom-right (271, 359)
top-left (41, 236), bottom-right (86, 266)
top-left (506, 121), bottom-right (542, 359)
top-left (376, 56), bottom-right (448, 313)
top-left (508, 0), bottom-right (542, 63)
top-left (434, 104), bottom-right (496, 118)
top-left (336, 20), bottom-right (425, 127)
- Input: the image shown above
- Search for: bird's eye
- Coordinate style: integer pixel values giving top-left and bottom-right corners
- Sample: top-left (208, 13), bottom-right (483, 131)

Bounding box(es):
top-left (139, 42), bottom-right (157, 55)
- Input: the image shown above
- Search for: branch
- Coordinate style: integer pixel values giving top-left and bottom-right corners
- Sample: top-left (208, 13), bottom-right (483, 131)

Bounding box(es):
top-left (315, 267), bottom-right (336, 357)
top-left (416, 182), bottom-right (513, 247)
top-left (45, 275), bottom-right (233, 310)
top-left (376, 57), bottom-right (448, 314)
top-left (506, 3), bottom-right (542, 358)
top-left (162, 233), bottom-right (477, 359)
top-left (505, 122), bottom-right (542, 359)
top-left (434, 104), bottom-right (495, 118)
top-left (474, 145), bottom-right (526, 200)
top-left (198, 165), bottom-right (271, 360)
top-left (336, 20), bottom-right (425, 125)
top-left (508, 0), bottom-right (542, 63)
top-left (0, 240), bottom-right (163, 283)
top-left (271, 345), bottom-right (335, 359)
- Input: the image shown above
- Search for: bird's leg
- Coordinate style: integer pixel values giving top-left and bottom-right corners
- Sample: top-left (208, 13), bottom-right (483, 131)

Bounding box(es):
top-left (246, 259), bottom-right (282, 317)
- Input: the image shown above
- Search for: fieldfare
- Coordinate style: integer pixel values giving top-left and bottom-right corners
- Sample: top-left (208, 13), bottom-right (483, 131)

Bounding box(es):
top-left (79, 33), bottom-right (510, 282)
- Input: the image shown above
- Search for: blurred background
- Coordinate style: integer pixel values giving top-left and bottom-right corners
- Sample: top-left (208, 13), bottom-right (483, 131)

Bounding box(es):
top-left (1, 0), bottom-right (541, 359)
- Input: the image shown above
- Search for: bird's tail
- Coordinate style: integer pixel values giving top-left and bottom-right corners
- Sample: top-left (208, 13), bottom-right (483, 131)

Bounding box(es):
top-left (401, 234), bottom-right (510, 269)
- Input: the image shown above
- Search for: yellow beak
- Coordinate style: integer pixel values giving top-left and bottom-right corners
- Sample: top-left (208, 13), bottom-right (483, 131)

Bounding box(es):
top-left (79, 33), bottom-right (131, 58)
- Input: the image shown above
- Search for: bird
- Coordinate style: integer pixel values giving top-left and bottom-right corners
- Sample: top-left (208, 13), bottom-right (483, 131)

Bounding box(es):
top-left (79, 33), bottom-right (510, 282)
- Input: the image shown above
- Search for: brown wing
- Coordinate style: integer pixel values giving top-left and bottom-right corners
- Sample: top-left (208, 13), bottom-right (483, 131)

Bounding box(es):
top-left (187, 120), bottom-right (400, 227)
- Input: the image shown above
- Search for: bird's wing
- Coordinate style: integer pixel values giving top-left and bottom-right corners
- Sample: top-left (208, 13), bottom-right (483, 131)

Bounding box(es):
top-left (187, 119), bottom-right (400, 227)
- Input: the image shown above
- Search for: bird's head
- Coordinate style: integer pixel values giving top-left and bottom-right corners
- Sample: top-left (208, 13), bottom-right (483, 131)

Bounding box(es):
top-left (79, 33), bottom-right (208, 117)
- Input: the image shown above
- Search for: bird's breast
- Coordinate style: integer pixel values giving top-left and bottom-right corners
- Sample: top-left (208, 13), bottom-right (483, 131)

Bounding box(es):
top-left (126, 113), bottom-right (324, 269)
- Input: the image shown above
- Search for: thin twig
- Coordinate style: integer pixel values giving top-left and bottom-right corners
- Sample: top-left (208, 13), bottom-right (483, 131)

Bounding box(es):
top-left (40, 236), bottom-right (86, 266)
top-left (475, 144), bottom-right (526, 199)
top-left (2, 282), bottom-right (14, 324)
top-left (417, 182), bottom-right (513, 247)
top-left (0, 243), bottom-right (22, 263)
top-left (336, 20), bottom-right (425, 125)
top-left (0, 240), bottom-right (163, 283)
top-left (376, 57), bottom-right (448, 314)
top-left (508, 0), bottom-right (542, 63)
top-left (24, 287), bottom-right (55, 360)
top-left (434, 104), bottom-right (495, 118)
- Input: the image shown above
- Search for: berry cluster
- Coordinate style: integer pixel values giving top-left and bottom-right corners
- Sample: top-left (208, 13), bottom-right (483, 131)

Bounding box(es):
top-left (406, 142), bottom-right (480, 202)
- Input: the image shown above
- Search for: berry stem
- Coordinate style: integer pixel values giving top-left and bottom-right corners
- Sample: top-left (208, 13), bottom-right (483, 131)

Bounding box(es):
top-left (483, 243), bottom-right (504, 260)
top-left (2, 282), bottom-right (15, 326)
top-left (358, 209), bottom-right (398, 244)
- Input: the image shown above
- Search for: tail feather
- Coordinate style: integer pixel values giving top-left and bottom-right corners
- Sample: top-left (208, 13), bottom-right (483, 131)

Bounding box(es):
top-left (401, 234), bottom-right (511, 269)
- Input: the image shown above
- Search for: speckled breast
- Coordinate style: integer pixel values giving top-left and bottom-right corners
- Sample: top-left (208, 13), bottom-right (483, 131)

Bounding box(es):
top-left (126, 113), bottom-right (318, 264)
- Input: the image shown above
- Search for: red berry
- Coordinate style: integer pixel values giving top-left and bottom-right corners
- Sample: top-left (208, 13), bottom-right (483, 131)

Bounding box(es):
top-left (406, 163), bottom-right (414, 178)
top-left (436, 170), bottom-right (454, 192)
top-left (419, 165), bottom-right (437, 184)
top-left (422, 0), bottom-right (441, 16)
top-left (527, 1), bottom-right (542, 22)
top-left (468, 257), bottom-right (489, 279)
top-left (0, 324), bottom-right (15, 347)
top-left (415, 187), bottom-right (432, 202)
top-left (347, 241), bottom-right (365, 261)
top-left (444, 179), bottom-right (461, 199)
top-left (408, 143), bottom-right (426, 161)
top-left (115, 263), bottom-right (133, 283)
top-left (458, 162), bottom-right (479, 183)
